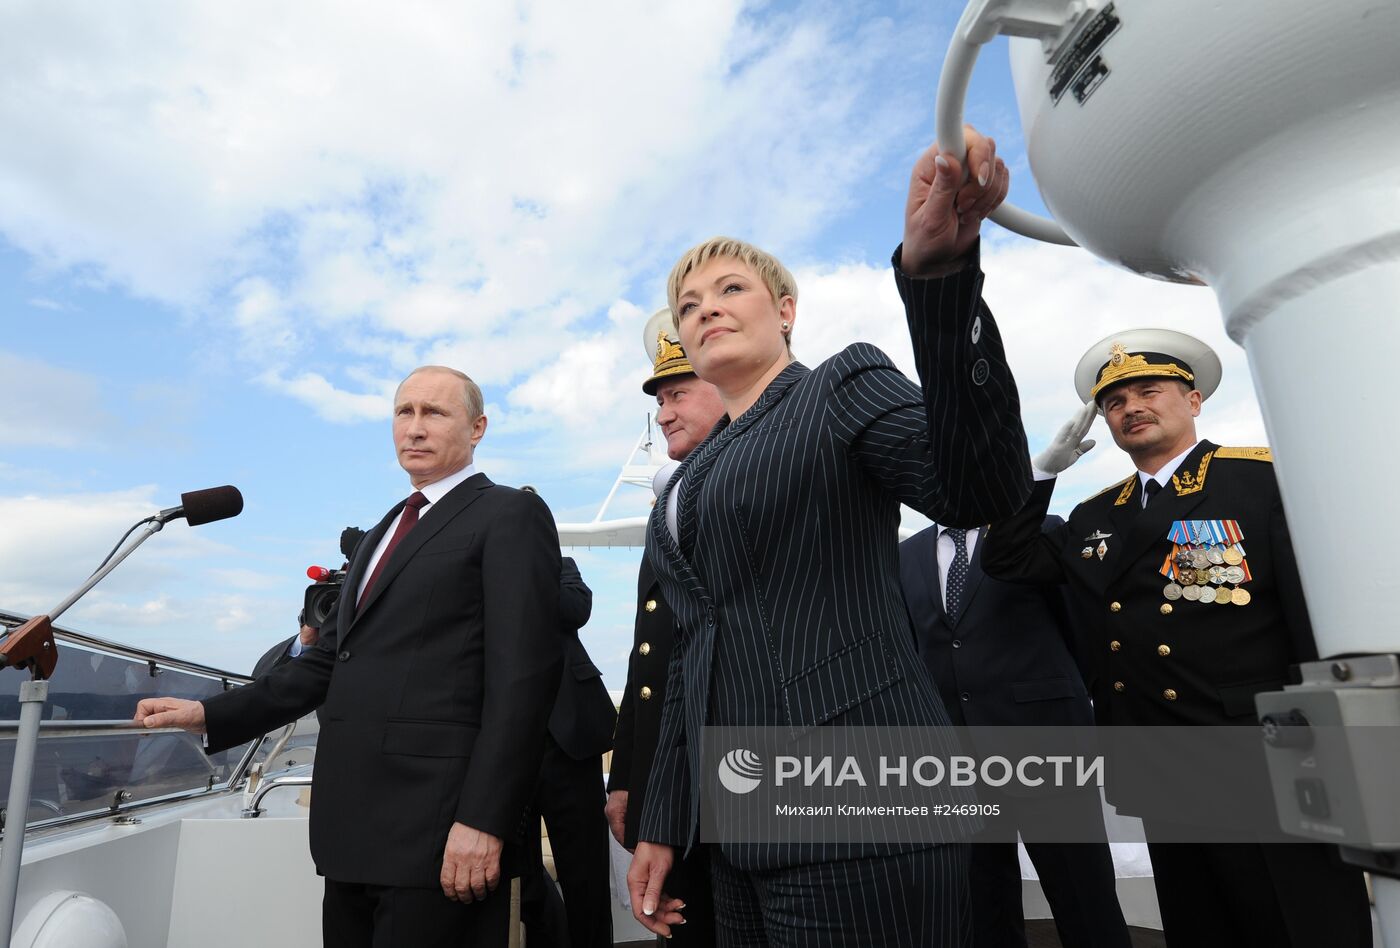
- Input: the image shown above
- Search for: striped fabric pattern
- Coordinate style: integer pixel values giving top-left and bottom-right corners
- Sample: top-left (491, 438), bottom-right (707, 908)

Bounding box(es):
top-left (638, 249), bottom-right (1031, 877)
top-left (710, 842), bottom-right (972, 948)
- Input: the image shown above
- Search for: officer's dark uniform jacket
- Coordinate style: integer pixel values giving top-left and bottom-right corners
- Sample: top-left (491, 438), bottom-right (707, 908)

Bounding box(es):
top-left (981, 441), bottom-right (1320, 821)
top-left (606, 556), bottom-right (674, 850)
top-left (983, 440), bottom-right (1314, 726)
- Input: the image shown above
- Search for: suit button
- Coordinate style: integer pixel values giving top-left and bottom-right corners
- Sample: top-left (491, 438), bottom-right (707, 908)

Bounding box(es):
top-left (1163, 688), bottom-right (1178, 701)
top-left (1160, 603), bottom-right (1173, 615)
top-left (1109, 602), bottom-right (1122, 613)
top-left (639, 642), bottom-right (651, 656)
top-left (960, 692), bottom-right (970, 702)
top-left (951, 640), bottom-right (962, 649)
top-left (338, 650), bottom-right (350, 662)
top-left (639, 686), bottom-right (653, 701)
top-left (645, 599), bottom-right (657, 613)
top-left (1158, 644), bottom-right (1172, 657)
top-left (1113, 681), bottom-right (1125, 693)
top-left (1110, 640), bottom-right (1121, 652)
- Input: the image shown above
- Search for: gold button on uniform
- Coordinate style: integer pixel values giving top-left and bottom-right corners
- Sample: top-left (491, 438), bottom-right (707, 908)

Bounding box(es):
top-left (639, 686), bottom-right (653, 700)
top-left (639, 642), bottom-right (651, 656)
top-left (1113, 681), bottom-right (1125, 693)
top-left (1163, 688), bottom-right (1178, 701)
top-left (1110, 640), bottom-right (1121, 652)
top-left (1160, 603), bottom-right (1173, 615)
top-left (1110, 602), bottom-right (1122, 613)
top-left (1158, 644), bottom-right (1171, 657)
top-left (644, 599), bottom-right (658, 613)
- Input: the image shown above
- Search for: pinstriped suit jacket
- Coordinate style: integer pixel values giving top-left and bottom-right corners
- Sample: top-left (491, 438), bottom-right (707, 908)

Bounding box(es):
top-left (638, 248), bottom-right (1032, 869)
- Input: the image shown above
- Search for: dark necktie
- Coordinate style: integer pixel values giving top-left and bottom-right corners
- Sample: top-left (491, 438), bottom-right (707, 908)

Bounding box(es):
top-left (357, 491), bottom-right (428, 608)
top-left (1143, 479), bottom-right (1164, 508)
top-left (944, 526), bottom-right (970, 622)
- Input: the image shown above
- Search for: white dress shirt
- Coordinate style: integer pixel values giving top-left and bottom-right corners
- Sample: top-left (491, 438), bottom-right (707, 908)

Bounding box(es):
top-left (1032, 440), bottom-right (1203, 509)
top-left (1137, 441), bottom-right (1200, 506)
top-left (356, 463), bottom-right (479, 604)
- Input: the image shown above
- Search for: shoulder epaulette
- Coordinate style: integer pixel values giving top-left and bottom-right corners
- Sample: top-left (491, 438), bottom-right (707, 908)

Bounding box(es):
top-left (1082, 474), bottom-right (1136, 505)
top-left (1213, 446), bottom-right (1273, 462)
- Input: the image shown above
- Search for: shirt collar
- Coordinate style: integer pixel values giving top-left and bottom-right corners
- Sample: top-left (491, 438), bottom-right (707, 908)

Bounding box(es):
top-left (938, 524), bottom-right (981, 539)
top-left (415, 462), bottom-right (479, 507)
top-left (1139, 440), bottom-right (1200, 490)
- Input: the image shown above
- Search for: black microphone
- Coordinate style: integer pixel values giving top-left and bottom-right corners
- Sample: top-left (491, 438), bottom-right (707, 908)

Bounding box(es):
top-left (156, 485), bottom-right (244, 526)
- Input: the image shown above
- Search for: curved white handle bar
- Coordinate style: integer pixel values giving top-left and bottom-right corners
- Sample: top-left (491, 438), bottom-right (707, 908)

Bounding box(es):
top-left (935, 3), bottom-right (1078, 246)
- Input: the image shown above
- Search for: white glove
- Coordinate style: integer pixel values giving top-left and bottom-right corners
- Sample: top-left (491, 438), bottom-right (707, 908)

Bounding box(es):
top-left (1032, 401), bottom-right (1098, 475)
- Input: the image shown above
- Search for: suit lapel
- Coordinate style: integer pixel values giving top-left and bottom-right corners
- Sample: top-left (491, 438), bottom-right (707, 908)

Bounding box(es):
top-left (954, 531), bottom-right (988, 628)
top-left (674, 361), bottom-right (808, 554)
top-left (348, 473), bottom-right (491, 633)
top-left (1106, 441), bottom-right (1218, 585)
top-left (336, 504), bottom-right (399, 636)
top-left (904, 530), bottom-right (946, 631)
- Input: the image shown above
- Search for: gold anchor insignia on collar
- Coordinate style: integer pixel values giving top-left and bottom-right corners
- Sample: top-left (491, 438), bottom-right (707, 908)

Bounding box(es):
top-left (1171, 450), bottom-right (1214, 497)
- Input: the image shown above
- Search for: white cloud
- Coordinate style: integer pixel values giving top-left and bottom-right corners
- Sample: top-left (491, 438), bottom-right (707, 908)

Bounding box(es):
top-left (0, 1), bottom-right (928, 421)
top-left (257, 370), bottom-right (392, 424)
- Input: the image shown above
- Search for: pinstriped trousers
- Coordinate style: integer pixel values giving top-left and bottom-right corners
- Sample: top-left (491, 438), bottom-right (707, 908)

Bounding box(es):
top-left (708, 843), bottom-right (971, 948)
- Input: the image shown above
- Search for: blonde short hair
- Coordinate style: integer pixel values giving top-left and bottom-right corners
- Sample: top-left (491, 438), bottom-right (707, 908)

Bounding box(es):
top-left (666, 236), bottom-right (798, 331)
top-left (399, 365), bottom-right (484, 420)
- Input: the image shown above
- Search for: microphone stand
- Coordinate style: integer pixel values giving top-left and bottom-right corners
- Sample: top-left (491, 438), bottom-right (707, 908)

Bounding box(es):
top-left (0, 517), bottom-right (166, 947)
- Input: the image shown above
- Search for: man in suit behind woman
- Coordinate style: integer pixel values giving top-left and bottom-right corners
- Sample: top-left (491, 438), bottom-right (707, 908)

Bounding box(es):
top-left (899, 521), bottom-right (1129, 948)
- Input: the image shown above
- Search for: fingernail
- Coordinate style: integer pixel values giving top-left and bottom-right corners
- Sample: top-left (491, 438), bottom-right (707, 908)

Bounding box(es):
top-left (934, 154), bottom-right (950, 173)
top-left (978, 162), bottom-right (990, 187)
top-left (676, 902), bottom-right (687, 910)
top-left (643, 904), bottom-right (655, 917)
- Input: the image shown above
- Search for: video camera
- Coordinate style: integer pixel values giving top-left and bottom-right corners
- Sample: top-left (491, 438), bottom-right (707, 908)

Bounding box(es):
top-left (299, 527), bottom-right (366, 629)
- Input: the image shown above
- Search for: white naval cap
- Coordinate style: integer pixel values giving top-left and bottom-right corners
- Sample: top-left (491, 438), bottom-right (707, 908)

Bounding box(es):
top-left (642, 307), bottom-right (694, 395)
top-left (1074, 328), bottom-right (1222, 407)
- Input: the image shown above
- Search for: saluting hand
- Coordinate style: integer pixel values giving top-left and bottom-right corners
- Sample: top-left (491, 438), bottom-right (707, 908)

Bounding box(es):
top-left (902, 125), bottom-right (1009, 277)
top-left (1033, 401), bottom-right (1099, 475)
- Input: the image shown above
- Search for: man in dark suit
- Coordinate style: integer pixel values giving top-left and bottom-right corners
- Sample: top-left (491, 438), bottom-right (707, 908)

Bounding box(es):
top-left (522, 554), bottom-right (616, 948)
top-left (136, 365), bottom-right (564, 947)
top-left (605, 310), bottom-right (722, 945)
top-left (980, 330), bottom-right (1371, 947)
top-left (899, 521), bottom-right (1130, 948)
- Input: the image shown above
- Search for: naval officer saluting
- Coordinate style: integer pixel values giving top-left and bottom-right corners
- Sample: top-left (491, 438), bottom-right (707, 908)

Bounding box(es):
top-left (980, 329), bottom-right (1371, 947)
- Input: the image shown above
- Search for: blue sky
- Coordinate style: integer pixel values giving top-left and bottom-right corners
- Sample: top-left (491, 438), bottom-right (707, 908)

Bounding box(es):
top-left (0, 1), bottom-right (1265, 687)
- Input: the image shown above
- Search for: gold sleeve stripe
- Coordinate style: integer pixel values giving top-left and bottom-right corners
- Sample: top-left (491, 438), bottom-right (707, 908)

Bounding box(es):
top-left (1214, 446), bottom-right (1273, 462)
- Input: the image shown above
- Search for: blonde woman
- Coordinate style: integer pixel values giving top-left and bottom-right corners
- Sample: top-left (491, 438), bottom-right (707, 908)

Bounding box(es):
top-left (628, 128), bottom-right (1030, 947)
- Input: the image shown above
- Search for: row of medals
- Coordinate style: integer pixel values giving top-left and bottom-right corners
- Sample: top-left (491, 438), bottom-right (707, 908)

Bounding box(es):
top-left (1163, 544), bottom-right (1252, 606)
